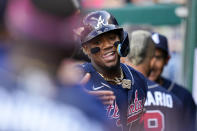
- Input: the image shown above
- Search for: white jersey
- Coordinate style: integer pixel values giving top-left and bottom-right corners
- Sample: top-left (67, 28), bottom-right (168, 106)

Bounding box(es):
top-left (0, 87), bottom-right (104, 131)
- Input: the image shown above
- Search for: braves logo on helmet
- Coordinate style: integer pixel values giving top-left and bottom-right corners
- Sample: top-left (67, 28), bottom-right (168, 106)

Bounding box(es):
top-left (90, 16), bottom-right (108, 29)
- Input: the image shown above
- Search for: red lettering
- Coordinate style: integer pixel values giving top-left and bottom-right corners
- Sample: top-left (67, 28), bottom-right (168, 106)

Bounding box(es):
top-left (112, 103), bottom-right (119, 118)
top-left (128, 104), bottom-right (134, 115)
top-left (106, 105), bottom-right (114, 117)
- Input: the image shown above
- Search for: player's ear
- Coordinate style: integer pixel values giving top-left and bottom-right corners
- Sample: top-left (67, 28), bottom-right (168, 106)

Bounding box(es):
top-left (165, 55), bottom-right (170, 65)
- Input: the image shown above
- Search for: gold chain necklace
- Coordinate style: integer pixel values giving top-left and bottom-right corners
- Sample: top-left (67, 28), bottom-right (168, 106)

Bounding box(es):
top-left (97, 68), bottom-right (132, 89)
top-left (98, 68), bottom-right (124, 85)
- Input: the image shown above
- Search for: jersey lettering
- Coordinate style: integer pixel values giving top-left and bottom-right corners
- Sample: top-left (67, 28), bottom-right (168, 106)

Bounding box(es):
top-left (106, 90), bottom-right (144, 127)
top-left (145, 91), bottom-right (173, 108)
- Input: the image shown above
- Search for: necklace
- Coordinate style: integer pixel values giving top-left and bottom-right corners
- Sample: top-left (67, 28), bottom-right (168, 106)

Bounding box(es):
top-left (98, 68), bottom-right (131, 89)
top-left (98, 68), bottom-right (124, 84)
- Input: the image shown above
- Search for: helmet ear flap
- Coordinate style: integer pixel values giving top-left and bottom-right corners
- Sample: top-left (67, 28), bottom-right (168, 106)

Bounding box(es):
top-left (115, 31), bottom-right (130, 57)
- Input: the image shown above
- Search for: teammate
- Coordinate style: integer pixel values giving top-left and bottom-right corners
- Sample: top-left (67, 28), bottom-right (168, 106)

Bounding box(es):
top-left (77, 10), bottom-right (148, 130)
top-left (149, 32), bottom-right (196, 131)
top-left (0, 0), bottom-right (110, 130)
top-left (122, 30), bottom-right (184, 131)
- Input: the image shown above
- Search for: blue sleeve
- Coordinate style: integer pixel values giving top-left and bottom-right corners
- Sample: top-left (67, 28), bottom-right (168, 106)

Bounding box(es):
top-left (56, 85), bottom-right (115, 130)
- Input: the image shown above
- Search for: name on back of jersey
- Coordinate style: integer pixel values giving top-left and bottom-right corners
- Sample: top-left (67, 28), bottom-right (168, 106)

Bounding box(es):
top-left (145, 91), bottom-right (173, 108)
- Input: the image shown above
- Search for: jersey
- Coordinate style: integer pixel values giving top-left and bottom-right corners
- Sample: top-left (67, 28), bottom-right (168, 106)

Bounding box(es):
top-left (56, 85), bottom-right (113, 130)
top-left (142, 79), bottom-right (184, 131)
top-left (0, 63), bottom-right (109, 131)
top-left (81, 62), bottom-right (148, 131)
top-left (161, 76), bottom-right (196, 131)
top-left (0, 87), bottom-right (105, 131)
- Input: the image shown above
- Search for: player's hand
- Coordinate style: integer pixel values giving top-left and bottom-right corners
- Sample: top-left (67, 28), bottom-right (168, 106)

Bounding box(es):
top-left (57, 59), bottom-right (85, 86)
top-left (88, 90), bottom-right (115, 105)
top-left (80, 73), bottom-right (115, 105)
top-left (80, 73), bottom-right (91, 85)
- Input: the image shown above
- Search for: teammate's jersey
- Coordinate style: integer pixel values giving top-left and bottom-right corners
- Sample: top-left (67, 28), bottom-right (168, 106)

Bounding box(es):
top-left (81, 62), bottom-right (148, 131)
top-left (161, 77), bottom-right (196, 131)
top-left (0, 64), bottom-right (110, 131)
top-left (0, 87), bottom-right (106, 131)
top-left (142, 79), bottom-right (184, 131)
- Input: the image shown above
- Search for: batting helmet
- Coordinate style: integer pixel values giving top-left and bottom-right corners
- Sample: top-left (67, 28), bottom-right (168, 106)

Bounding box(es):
top-left (77, 10), bottom-right (129, 57)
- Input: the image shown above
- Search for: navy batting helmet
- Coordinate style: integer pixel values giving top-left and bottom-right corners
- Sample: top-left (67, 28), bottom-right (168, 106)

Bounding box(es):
top-left (76, 10), bottom-right (129, 57)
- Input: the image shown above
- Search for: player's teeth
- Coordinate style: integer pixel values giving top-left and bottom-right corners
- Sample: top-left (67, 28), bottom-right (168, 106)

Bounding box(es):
top-left (106, 52), bottom-right (113, 56)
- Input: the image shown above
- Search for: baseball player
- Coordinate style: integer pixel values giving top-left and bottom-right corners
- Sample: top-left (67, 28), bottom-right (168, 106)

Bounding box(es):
top-left (122, 30), bottom-right (184, 131)
top-left (0, 0), bottom-right (110, 130)
top-left (77, 10), bottom-right (148, 131)
top-left (149, 33), bottom-right (196, 131)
